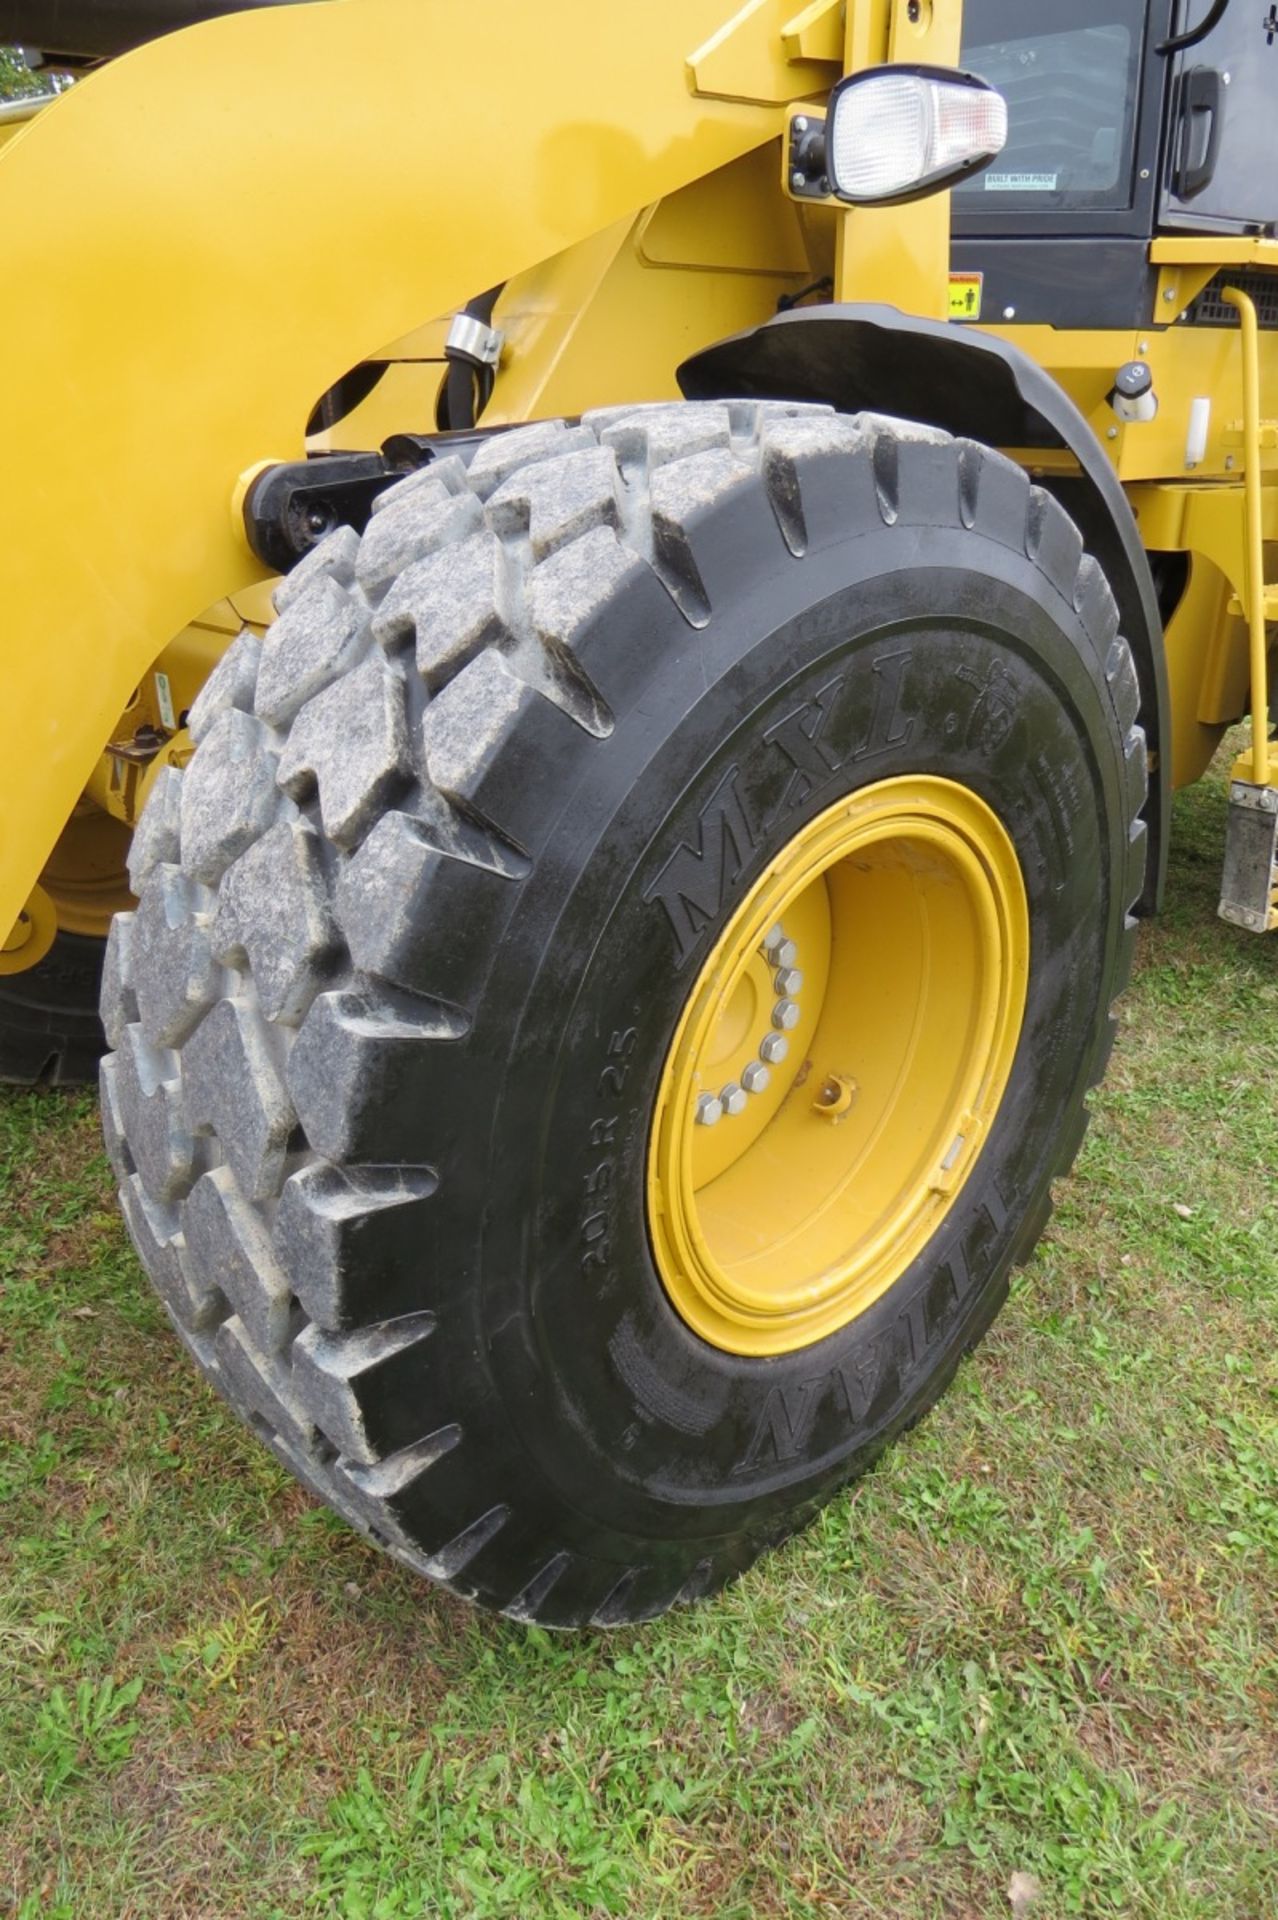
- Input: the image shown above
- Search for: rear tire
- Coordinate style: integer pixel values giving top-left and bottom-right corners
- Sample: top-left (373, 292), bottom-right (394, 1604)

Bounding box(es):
top-left (0, 933), bottom-right (107, 1086)
top-left (102, 402), bottom-right (1146, 1624)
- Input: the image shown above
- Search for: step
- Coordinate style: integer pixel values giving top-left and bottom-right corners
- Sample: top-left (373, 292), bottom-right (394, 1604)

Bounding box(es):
top-left (1226, 586), bottom-right (1278, 621)
top-left (1218, 781), bottom-right (1278, 933)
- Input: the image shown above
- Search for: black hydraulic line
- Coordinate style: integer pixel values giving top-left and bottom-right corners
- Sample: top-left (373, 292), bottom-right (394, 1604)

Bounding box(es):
top-left (437, 284), bottom-right (504, 433)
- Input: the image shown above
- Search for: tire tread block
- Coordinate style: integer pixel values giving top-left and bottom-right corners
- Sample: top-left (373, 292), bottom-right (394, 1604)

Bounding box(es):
top-left (182, 1166), bottom-right (293, 1355)
top-left (179, 709), bottom-right (281, 886)
top-left (181, 997), bottom-right (295, 1201)
top-left (277, 652), bottom-right (411, 851)
top-left (120, 1172), bottom-right (226, 1334)
top-left (127, 764), bottom-right (184, 892)
top-left (100, 912), bottom-right (138, 1051)
top-left (188, 630), bottom-right (263, 743)
top-left (271, 524), bottom-right (359, 618)
top-left (255, 575), bottom-right (367, 730)
top-left (287, 988), bottom-right (465, 1163)
top-left (292, 1312), bottom-right (438, 1466)
top-left (106, 1026), bottom-right (194, 1204)
top-left (131, 865), bottom-right (221, 1049)
top-left (212, 819), bottom-right (338, 1024)
top-left (273, 1159), bottom-right (438, 1330)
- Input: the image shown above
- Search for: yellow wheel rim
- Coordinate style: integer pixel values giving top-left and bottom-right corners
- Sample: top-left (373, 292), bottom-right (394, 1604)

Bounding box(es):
top-left (0, 883), bottom-right (57, 976)
top-left (647, 776), bottom-right (1030, 1356)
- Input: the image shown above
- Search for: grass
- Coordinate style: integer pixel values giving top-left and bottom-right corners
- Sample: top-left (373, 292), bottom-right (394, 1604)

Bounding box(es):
top-left (1, 746), bottom-right (1275, 1920)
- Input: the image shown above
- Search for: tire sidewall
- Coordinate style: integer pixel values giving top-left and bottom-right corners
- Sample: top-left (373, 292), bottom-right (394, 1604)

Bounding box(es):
top-left (460, 520), bottom-right (1129, 1550)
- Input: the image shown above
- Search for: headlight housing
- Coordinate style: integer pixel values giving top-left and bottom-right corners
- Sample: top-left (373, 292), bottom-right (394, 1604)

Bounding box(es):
top-left (822, 65), bottom-right (1007, 207)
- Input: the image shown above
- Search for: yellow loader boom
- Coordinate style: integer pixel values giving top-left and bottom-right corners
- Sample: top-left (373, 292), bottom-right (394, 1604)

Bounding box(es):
top-left (0, 0), bottom-right (800, 941)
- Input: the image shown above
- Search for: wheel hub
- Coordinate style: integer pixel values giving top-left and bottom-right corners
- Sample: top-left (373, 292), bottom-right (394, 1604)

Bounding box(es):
top-left (648, 775), bottom-right (1030, 1356)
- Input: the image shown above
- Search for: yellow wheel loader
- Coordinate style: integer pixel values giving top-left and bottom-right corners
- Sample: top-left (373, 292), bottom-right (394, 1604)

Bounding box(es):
top-left (1, 0), bottom-right (1273, 1624)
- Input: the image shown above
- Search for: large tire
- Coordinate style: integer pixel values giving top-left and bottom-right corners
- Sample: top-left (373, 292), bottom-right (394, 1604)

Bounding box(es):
top-left (0, 932), bottom-right (107, 1085)
top-left (101, 402), bottom-right (1146, 1625)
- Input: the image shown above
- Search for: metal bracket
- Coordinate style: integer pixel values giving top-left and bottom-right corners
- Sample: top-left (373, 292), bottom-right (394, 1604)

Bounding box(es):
top-left (687, 0), bottom-right (841, 106)
top-left (445, 312), bottom-right (505, 368)
top-left (786, 108), bottom-right (831, 200)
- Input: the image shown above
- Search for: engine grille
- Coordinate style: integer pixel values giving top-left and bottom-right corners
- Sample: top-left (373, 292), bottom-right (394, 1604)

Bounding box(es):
top-left (1184, 269), bottom-right (1278, 329)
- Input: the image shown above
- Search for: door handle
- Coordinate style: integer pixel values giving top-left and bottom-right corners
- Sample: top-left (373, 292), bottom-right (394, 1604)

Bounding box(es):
top-left (1174, 64), bottom-right (1224, 199)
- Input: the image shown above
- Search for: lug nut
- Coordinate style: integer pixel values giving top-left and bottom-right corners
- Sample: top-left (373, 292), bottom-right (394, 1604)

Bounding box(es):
top-left (762, 927), bottom-right (797, 967)
top-left (695, 1094), bottom-right (723, 1127)
top-left (774, 966), bottom-right (802, 995)
top-left (759, 1033), bottom-right (789, 1064)
top-left (720, 1082), bottom-right (748, 1117)
top-left (742, 1060), bottom-right (770, 1094)
top-left (772, 998), bottom-right (801, 1031)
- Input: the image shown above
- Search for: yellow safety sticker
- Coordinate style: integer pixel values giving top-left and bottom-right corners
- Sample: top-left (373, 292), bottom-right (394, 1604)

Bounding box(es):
top-left (948, 273), bottom-right (983, 322)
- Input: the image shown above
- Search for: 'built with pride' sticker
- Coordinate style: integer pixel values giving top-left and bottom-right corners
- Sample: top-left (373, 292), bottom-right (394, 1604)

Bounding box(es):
top-left (984, 172), bottom-right (1058, 192)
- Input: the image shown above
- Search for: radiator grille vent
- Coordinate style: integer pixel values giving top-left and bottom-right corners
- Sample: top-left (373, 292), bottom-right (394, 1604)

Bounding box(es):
top-left (1184, 270), bottom-right (1278, 329)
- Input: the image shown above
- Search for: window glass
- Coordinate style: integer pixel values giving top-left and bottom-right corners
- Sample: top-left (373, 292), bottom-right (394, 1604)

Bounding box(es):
top-left (957, 2), bottom-right (1144, 213)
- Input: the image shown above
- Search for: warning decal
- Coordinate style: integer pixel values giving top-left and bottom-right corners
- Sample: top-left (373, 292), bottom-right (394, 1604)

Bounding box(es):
top-left (948, 273), bottom-right (983, 322)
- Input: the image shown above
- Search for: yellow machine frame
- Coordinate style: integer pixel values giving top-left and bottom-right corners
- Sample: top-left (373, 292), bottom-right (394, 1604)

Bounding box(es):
top-left (1, 0), bottom-right (1275, 959)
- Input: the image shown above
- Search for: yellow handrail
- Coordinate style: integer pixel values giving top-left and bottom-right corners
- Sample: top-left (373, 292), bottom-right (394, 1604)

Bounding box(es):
top-left (1221, 286), bottom-right (1271, 787)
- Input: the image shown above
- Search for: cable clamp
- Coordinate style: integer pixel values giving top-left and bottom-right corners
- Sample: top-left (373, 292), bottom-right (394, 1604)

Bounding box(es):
top-left (446, 313), bottom-right (504, 367)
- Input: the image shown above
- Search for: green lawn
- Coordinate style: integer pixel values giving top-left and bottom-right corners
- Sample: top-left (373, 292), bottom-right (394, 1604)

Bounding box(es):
top-left (2, 752), bottom-right (1275, 1920)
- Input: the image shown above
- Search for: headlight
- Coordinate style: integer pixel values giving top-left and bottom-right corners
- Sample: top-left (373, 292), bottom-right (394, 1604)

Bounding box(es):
top-left (819, 66), bottom-right (1007, 207)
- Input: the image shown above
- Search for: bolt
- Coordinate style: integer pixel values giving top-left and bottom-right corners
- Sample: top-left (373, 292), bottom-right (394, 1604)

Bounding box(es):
top-left (695, 1094), bottom-right (723, 1127)
top-left (774, 966), bottom-right (803, 995)
top-left (766, 937), bottom-right (798, 971)
top-left (742, 1061), bottom-right (770, 1094)
top-left (1107, 426), bottom-right (1119, 440)
top-left (1002, 305), bottom-right (1016, 321)
top-left (773, 998), bottom-right (801, 1031)
top-left (721, 1082), bottom-right (748, 1117)
top-left (794, 115), bottom-right (808, 133)
top-left (1163, 287), bottom-right (1177, 303)
top-left (791, 169), bottom-right (806, 190)
top-left (306, 507), bottom-right (331, 534)
top-left (763, 924), bottom-right (785, 954)
top-left (759, 1032), bottom-right (789, 1065)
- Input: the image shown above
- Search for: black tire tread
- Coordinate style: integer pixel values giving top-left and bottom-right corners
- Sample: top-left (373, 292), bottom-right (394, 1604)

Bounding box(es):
top-left (0, 931), bottom-right (108, 1087)
top-left (102, 402), bottom-right (1147, 1623)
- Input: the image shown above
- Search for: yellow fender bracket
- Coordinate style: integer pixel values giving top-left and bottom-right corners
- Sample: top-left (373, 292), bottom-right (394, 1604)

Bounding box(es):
top-left (0, 0), bottom-right (785, 937)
